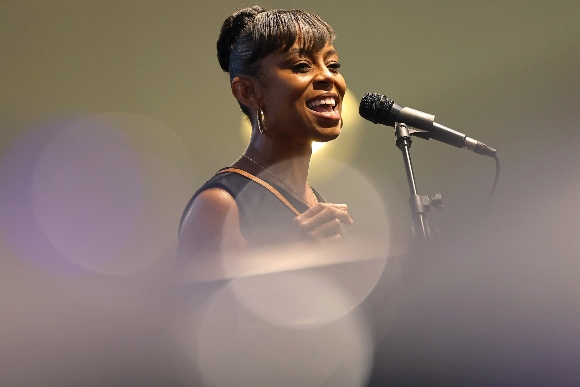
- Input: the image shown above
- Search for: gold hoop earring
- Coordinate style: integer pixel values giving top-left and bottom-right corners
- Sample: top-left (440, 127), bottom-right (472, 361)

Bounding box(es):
top-left (257, 108), bottom-right (266, 134)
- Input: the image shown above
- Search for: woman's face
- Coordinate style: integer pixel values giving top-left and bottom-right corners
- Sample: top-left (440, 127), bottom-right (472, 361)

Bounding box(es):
top-left (257, 40), bottom-right (347, 144)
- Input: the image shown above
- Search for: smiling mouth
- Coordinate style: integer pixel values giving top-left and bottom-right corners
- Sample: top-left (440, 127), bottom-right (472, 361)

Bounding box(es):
top-left (306, 97), bottom-right (338, 114)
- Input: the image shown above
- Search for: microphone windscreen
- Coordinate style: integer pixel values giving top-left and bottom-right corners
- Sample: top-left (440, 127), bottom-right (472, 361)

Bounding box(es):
top-left (359, 93), bottom-right (396, 126)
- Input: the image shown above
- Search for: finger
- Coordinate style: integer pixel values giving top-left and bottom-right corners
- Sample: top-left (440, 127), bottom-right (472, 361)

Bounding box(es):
top-left (331, 204), bottom-right (348, 211)
top-left (297, 202), bottom-right (329, 219)
top-left (324, 234), bottom-right (343, 243)
top-left (322, 205), bottom-right (353, 225)
top-left (307, 218), bottom-right (343, 239)
top-left (310, 233), bottom-right (343, 244)
top-left (336, 207), bottom-right (353, 225)
top-left (304, 207), bottom-right (353, 231)
top-left (301, 203), bottom-right (348, 218)
top-left (299, 203), bottom-right (352, 224)
top-left (294, 203), bottom-right (332, 229)
top-left (294, 204), bottom-right (353, 236)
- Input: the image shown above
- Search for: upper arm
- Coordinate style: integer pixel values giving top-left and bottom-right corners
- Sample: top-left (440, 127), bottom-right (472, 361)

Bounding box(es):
top-left (177, 188), bottom-right (247, 262)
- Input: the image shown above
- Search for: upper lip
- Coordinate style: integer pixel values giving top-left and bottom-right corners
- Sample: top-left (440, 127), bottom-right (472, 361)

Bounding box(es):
top-left (306, 93), bottom-right (340, 109)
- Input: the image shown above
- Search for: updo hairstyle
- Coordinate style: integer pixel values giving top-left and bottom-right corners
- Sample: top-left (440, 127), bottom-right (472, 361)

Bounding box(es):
top-left (217, 6), bottom-right (336, 117)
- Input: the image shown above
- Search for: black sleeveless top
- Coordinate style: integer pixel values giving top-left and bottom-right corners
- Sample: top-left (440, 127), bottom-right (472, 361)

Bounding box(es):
top-left (179, 170), bottom-right (324, 247)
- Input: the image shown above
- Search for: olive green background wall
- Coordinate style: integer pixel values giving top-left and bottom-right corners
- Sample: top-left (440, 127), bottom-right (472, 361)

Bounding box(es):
top-left (2, 0), bottom-right (579, 230)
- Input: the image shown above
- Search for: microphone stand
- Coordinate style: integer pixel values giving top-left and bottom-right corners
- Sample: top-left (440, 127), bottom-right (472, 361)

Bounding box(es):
top-left (395, 123), bottom-right (442, 239)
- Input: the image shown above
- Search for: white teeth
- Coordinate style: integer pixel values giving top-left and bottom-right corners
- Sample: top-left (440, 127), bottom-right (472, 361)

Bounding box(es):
top-left (307, 97), bottom-right (336, 108)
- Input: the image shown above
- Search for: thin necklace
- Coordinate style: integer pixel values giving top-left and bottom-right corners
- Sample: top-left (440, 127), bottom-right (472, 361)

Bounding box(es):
top-left (242, 154), bottom-right (318, 207)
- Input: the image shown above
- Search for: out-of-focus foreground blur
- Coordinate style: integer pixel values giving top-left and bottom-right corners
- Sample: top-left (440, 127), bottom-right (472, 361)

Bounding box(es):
top-left (1, 1), bottom-right (580, 385)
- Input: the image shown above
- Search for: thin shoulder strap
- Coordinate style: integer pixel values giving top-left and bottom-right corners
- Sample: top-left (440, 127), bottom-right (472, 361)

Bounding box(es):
top-left (218, 167), bottom-right (302, 216)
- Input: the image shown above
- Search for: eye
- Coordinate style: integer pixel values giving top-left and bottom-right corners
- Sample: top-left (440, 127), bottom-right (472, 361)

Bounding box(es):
top-left (291, 62), bottom-right (311, 73)
top-left (327, 62), bottom-right (341, 74)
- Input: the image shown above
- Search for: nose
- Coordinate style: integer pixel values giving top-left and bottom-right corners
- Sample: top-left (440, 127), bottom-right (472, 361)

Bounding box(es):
top-left (313, 65), bottom-right (334, 90)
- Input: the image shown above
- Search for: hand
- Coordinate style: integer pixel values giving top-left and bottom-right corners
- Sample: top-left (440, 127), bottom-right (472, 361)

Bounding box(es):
top-left (293, 203), bottom-right (353, 242)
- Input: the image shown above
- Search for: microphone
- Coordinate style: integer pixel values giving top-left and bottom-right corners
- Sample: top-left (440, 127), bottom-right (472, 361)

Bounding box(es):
top-left (359, 92), bottom-right (496, 157)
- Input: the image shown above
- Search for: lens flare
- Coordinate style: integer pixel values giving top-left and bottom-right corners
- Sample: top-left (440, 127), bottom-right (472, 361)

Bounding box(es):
top-left (177, 279), bottom-right (373, 387)
top-left (1, 113), bottom-right (193, 275)
top-left (0, 119), bottom-right (86, 274)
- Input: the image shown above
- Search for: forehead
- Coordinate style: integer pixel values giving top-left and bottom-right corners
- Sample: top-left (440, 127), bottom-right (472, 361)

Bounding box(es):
top-left (256, 40), bottom-right (338, 73)
top-left (283, 41), bottom-right (337, 58)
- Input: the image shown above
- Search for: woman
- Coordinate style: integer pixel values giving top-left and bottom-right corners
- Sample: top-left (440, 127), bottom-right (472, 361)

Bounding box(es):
top-left (178, 6), bottom-right (353, 260)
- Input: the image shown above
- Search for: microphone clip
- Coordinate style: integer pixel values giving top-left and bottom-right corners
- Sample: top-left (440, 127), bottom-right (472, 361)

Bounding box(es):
top-left (407, 126), bottom-right (431, 140)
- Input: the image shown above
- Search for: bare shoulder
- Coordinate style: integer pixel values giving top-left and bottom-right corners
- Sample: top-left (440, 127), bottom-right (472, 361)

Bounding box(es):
top-left (178, 188), bottom-right (246, 260)
top-left (184, 188), bottom-right (237, 221)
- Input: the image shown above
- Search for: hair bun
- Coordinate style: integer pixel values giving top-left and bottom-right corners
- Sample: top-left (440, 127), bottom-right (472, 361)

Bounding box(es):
top-left (217, 6), bottom-right (265, 72)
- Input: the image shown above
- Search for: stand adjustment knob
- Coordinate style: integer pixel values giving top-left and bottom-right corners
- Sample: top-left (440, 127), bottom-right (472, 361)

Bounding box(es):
top-left (430, 194), bottom-right (443, 210)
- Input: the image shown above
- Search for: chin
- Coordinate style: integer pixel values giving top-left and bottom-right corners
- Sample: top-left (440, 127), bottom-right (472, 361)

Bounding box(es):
top-left (313, 127), bottom-right (341, 142)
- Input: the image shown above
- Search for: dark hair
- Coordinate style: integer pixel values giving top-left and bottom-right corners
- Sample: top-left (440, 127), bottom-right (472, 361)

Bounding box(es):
top-left (217, 6), bottom-right (336, 117)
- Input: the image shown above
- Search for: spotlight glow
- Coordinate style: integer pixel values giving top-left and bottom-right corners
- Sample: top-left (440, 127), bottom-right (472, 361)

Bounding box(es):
top-left (240, 87), bottom-right (363, 156)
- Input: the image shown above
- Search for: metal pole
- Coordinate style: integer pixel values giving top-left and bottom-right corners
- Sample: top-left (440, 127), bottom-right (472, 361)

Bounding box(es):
top-left (395, 123), bottom-right (430, 238)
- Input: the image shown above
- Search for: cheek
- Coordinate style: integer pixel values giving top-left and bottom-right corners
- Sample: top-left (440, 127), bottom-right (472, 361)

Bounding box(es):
top-left (272, 85), bottom-right (308, 112)
top-left (264, 88), bottom-right (304, 125)
top-left (336, 76), bottom-right (347, 96)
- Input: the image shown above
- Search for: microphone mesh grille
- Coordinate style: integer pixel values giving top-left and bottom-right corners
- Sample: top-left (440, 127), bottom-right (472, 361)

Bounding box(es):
top-left (359, 93), bottom-right (395, 125)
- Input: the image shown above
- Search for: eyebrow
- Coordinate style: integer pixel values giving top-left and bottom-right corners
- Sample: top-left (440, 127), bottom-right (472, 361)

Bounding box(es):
top-left (287, 47), bottom-right (337, 58)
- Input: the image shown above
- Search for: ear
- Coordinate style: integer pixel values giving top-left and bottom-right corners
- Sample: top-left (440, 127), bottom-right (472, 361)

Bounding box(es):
top-left (231, 76), bottom-right (263, 110)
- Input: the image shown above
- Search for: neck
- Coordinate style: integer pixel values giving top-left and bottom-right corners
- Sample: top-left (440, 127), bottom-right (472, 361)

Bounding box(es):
top-left (243, 133), bottom-right (313, 196)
